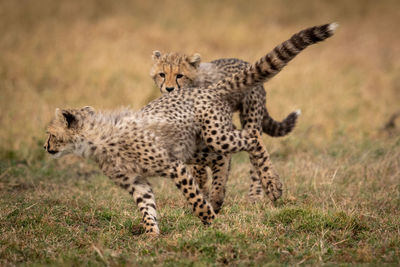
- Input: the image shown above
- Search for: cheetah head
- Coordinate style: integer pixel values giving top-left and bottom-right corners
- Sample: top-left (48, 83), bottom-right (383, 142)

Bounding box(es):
top-left (150, 50), bottom-right (201, 93)
top-left (44, 106), bottom-right (95, 158)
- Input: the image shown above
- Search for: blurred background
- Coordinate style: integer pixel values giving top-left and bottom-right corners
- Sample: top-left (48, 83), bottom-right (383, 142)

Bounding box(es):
top-left (0, 0), bottom-right (399, 158)
top-left (1, 1), bottom-right (399, 264)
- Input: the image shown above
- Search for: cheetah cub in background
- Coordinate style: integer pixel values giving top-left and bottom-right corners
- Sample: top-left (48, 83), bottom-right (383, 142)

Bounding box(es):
top-left (45, 23), bottom-right (337, 236)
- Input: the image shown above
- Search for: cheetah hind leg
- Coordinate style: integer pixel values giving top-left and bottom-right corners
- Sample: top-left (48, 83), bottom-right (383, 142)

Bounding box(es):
top-left (248, 167), bottom-right (265, 202)
top-left (189, 150), bottom-right (231, 214)
top-left (170, 161), bottom-right (216, 225)
top-left (191, 165), bottom-right (209, 198)
top-left (208, 154), bottom-right (231, 214)
top-left (201, 123), bottom-right (282, 202)
top-left (248, 131), bottom-right (283, 202)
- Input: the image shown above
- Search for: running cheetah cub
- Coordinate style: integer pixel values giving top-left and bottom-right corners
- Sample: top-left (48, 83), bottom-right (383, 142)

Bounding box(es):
top-left (45, 23), bottom-right (337, 235)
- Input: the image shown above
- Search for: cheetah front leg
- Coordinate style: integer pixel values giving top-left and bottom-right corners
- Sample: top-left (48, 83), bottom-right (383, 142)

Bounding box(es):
top-left (169, 161), bottom-right (216, 224)
top-left (112, 173), bottom-right (159, 236)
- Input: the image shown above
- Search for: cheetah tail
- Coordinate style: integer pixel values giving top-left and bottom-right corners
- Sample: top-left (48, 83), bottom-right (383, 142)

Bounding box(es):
top-left (262, 109), bottom-right (301, 137)
top-left (216, 23), bottom-right (338, 94)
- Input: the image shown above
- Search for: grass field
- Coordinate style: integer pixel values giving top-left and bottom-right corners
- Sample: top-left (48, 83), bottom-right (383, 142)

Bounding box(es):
top-left (1, 0), bottom-right (400, 265)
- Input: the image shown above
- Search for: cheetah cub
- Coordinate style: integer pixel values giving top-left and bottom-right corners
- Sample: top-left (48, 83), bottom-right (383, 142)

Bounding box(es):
top-left (45, 23), bottom-right (337, 235)
top-left (150, 24), bottom-right (334, 202)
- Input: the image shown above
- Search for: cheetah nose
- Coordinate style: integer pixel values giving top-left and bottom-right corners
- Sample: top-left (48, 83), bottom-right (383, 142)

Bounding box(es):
top-left (166, 87), bottom-right (174, 92)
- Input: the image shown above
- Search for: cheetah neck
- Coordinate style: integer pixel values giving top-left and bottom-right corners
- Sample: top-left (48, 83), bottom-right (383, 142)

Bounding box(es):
top-left (72, 121), bottom-right (114, 161)
top-left (71, 109), bottom-right (137, 162)
top-left (196, 63), bottom-right (223, 88)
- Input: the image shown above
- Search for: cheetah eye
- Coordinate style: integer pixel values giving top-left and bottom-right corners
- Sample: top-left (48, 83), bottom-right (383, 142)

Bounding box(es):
top-left (176, 74), bottom-right (184, 79)
top-left (159, 73), bottom-right (165, 78)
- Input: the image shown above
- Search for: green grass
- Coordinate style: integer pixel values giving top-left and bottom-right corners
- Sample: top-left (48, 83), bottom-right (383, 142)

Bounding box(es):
top-left (1, 135), bottom-right (399, 265)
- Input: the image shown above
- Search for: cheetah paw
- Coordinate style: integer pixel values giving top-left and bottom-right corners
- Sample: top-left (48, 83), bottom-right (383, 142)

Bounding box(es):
top-left (265, 180), bottom-right (283, 202)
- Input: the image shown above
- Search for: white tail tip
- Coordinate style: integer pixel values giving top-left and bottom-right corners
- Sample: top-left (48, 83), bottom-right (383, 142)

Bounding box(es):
top-left (329, 22), bottom-right (339, 33)
top-left (295, 109), bottom-right (302, 116)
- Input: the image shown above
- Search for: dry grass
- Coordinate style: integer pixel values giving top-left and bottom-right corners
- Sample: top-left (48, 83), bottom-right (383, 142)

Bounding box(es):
top-left (0, 0), bottom-right (399, 265)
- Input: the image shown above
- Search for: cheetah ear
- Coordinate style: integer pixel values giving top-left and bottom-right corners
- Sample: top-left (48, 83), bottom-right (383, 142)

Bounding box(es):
top-left (62, 110), bottom-right (78, 129)
top-left (188, 53), bottom-right (201, 68)
top-left (56, 108), bottom-right (78, 129)
top-left (152, 50), bottom-right (162, 61)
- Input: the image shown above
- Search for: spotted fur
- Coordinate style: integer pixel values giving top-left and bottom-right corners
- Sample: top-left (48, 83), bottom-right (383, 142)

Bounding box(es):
top-left (150, 53), bottom-right (299, 138)
top-left (150, 23), bottom-right (335, 202)
top-left (45, 23), bottom-right (337, 235)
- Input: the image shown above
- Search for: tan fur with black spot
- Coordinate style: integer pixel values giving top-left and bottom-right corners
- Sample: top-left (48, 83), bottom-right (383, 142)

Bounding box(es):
top-left (45, 23), bottom-right (337, 236)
